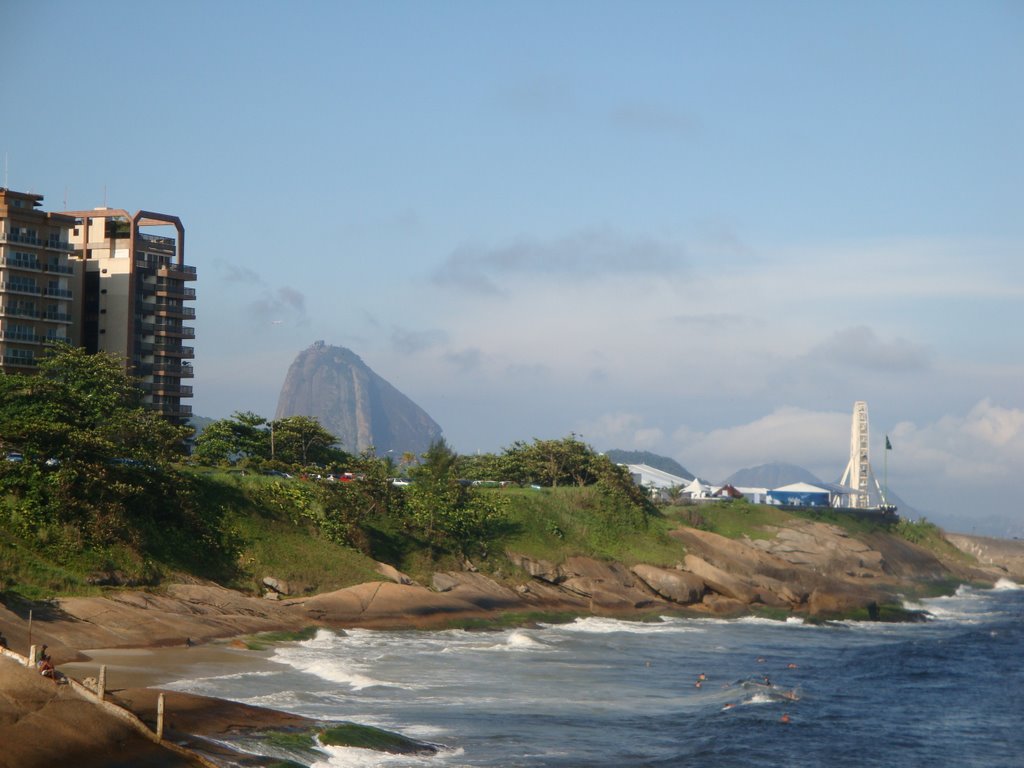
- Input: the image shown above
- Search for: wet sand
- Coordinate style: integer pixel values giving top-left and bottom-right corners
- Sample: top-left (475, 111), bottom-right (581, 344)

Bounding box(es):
top-left (60, 641), bottom-right (281, 691)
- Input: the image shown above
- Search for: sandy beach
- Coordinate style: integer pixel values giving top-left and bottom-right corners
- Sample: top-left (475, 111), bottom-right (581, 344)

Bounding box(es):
top-left (60, 642), bottom-right (282, 691)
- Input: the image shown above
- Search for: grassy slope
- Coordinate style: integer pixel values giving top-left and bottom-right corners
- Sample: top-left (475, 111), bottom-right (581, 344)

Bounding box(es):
top-left (497, 486), bottom-right (685, 567)
top-left (0, 469), bottom-right (973, 602)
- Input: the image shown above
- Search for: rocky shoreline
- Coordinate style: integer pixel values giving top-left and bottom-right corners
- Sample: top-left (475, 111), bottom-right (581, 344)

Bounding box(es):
top-left (1, 523), bottom-right (1022, 767)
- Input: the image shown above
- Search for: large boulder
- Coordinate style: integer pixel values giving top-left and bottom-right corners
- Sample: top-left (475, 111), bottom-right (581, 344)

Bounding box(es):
top-left (671, 527), bottom-right (809, 583)
top-left (682, 555), bottom-right (758, 604)
top-left (806, 583), bottom-right (889, 618)
top-left (557, 557), bottom-right (661, 610)
top-left (631, 565), bottom-right (705, 605)
top-left (376, 562), bottom-right (415, 586)
top-left (748, 521), bottom-right (887, 578)
top-left (507, 552), bottom-right (561, 583)
top-left (429, 572), bottom-right (522, 610)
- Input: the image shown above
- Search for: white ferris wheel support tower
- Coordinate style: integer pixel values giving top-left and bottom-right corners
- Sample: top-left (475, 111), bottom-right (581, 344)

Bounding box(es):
top-left (840, 401), bottom-right (871, 508)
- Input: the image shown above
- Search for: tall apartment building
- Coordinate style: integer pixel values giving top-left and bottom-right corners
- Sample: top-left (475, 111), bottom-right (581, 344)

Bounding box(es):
top-left (62, 207), bottom-right (198, 424)
top-left (0, 189), bottom-right (77, 370)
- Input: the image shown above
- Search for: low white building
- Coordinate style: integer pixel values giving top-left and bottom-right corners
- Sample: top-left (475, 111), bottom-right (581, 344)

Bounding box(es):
top-left (625, 463), bottom-right (690, 494)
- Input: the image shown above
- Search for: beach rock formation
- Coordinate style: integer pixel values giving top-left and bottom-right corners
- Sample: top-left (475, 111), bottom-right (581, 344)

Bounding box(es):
top-left (944, 533), bottom-right (1024, 580)
top-left (275, 341), bottom-right (443, 456)
top-left (0, 654), bottom-right (197, 768)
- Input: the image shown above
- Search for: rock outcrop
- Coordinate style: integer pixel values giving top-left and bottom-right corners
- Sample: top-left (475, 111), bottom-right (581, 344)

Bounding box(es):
top-left (944, 534), bottom-right (1024, 580)
top-left (1, 522), bottom-right (1010, 665)
top-left (275, 341), bottom-right (443, 456)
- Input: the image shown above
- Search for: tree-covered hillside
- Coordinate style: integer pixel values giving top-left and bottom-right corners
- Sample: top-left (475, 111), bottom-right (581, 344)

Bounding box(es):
top-left (0, 347), bottom-right (665, 600)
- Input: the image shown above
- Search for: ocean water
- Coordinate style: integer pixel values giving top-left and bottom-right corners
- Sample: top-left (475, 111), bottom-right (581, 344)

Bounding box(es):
top-left (164, 581), bottom-right (1024, 768)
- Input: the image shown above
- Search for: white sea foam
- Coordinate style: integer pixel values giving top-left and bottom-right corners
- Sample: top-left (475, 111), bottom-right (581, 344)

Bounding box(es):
top-left (907, 587), bottom-right (1009, 624)
top-left (236, 690), bottom-right (307, 710)
top-left (993, 577), bottom-right (1022, 591)
top-left (547, 616), bottom-right (700, 635)
top-left (481, 629), bottom-right (549, 651)
top-left (311, 744), bottom-right (464, 768)
top-left (271, 645), bottom-right (412, 691)
top-left (734, 615), bottom-right (813, 628)
top-left (300, 627), bottom-right (349, 648)
top-left (161, 669), bottom-right (280, 693)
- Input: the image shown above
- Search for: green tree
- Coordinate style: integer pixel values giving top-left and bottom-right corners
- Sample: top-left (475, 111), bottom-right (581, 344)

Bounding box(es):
top-left (1, 344), bottom-right (188, 466)
top-left (270, 415), bottom-right (343, 466)
top-left (193, 411), bottom-right (271, 465)
top-left (406, 439), bottom-right (506, 556)
top-left (0, 344), bottom-right (195, 555)
top-left (502, 434), bottom-right (602, 487)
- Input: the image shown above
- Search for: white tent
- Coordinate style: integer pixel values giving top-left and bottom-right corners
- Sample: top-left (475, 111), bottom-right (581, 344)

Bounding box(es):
top-left (683, 477), bottom-right (716, 499)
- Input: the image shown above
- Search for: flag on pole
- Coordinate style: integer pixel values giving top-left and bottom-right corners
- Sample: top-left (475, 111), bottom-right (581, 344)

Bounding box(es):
top-left (885, 435), bottom-right (892, 450)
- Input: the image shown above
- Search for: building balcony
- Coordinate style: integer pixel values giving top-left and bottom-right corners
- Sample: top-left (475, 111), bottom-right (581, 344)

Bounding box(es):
top-left (1, 257), bottom-right (77, 276)
top-left (1, 355), bottom-right (37, 369)
top-left (154, 304), bottom-right (196, 319)
top-left (153, 321), bottom-right (195, 339)
top-left (0, 282), bottom-right (42, 296)
top-left (139, 232), bottom-right (176, 246)
top-left (0, 256), bottom-right (39, 271)
top-left (43, 310), bottom-right (73, 324)
top-left (152, 361), bottom-right (195, 378)
top-left (154, 342), bottom-right (194, 358)
top-left (0, 305), bottom-right (40, 319)
top-left (0, 330), bottom-right (41, 344)
top-left (0, 231), bottom-right (74, 252)
top-left (157, 263), bottom-right (197, 281)
top-left (154, 282), bottom-right (196, 300)
top-left (161, 403), bottom-right (194, 421)
top-left (151, 382), bottom-right (194, 397)
top-left (44, 287), bottom-right (73, 300)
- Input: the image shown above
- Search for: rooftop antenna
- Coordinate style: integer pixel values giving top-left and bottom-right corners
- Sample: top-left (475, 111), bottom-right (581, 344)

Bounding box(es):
top-left (63, 186), bottom-right (68, 209)
top-left (3, 152), bottom-right (8, 188)
top-left (103, 184), bottom-right (107, 208)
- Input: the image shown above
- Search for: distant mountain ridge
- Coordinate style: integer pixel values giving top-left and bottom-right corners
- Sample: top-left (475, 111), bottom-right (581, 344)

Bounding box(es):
top-left (723, 462), bottom-right (824, 488)
top-left (604, 450), bottom-right (695, 480)
top-left (275, 341), bottom-right (443, 456)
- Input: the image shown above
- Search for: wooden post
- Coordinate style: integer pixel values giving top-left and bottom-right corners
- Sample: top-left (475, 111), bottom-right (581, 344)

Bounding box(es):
top-left (26, 609), bottom-right (32, 655)
top-left (156, 693), bottom-right (165, 740)
top-left (98, 665), bottom-right (106, 701)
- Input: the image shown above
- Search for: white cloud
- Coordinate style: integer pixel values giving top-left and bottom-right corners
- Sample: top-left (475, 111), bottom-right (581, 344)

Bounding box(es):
top-left (432, 229), bottom-right (687, 295)
top-left (580, 412), bottom-right (665, 450)
top-left (890, 399), bottom-right (1024, 482)
top-left (806, 326), bottom-right (931, 372)
top-left (669, 407), bottom-right (850, 482)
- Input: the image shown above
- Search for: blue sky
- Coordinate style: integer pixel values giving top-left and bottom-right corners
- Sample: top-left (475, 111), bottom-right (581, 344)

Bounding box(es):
top-left (6, 1), bottom-right (1023, 535)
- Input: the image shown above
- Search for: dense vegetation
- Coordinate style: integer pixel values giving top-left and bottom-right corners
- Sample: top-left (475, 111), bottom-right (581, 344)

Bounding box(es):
top-left (0, 345), bottom-right (963, 603)
top-left (0, 347), bottom-right (665, 599)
